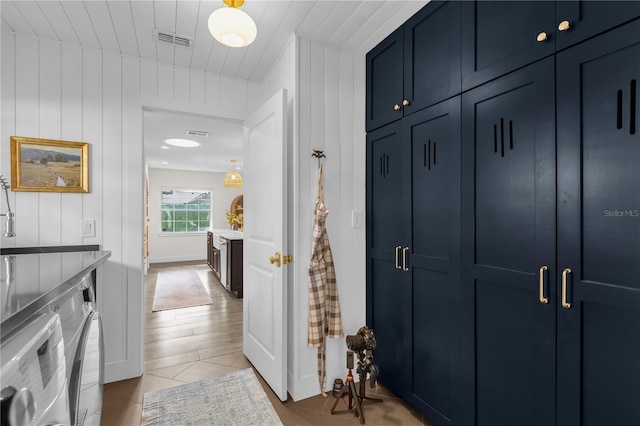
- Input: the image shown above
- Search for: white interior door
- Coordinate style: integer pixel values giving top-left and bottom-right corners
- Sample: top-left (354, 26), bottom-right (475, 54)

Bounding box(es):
top-left (243, 89), bottom-right (288, 401)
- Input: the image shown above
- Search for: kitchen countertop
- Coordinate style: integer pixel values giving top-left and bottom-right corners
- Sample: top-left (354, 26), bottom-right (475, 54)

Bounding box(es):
top-left (1, 249), bottom-right (111, 339)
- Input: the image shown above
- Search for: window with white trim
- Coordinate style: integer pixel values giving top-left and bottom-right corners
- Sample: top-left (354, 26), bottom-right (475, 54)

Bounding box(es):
top-left (160, 189), bottom-right (211, 233)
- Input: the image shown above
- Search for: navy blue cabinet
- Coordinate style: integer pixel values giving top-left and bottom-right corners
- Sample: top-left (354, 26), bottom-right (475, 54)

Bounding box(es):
top-left (462, 1), bottom-right (640, 91)
top-left (366, 1), bottom-right (461, 131)
top-left (404, 97), bottom-right (461, 426)
top-left (366, 121), bottom-right (408, 397)
top-left (366, 28), bottom-right (404, 132)
top-left (555, 1), bottom-right (640, 50)
top-left (461, 1), bottom-right (555, 92)
top-left (556, 20), bottom-right (640, 426)
top-left (367, 4), bottom-right (640, 426)
top-left (366, 97), bottom-right (461, 423)
top-left (461, 57), bottom-right (557, 426)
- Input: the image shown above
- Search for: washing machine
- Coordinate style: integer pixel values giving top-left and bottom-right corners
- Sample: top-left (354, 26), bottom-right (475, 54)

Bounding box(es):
top-left (0, 312), bottom-right (70, 425)
top-left (47, 273), bottom-right (103, 426)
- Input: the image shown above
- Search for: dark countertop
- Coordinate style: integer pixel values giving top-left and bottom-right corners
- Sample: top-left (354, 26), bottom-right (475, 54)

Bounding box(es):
top-left (1, 249), bottom-right (111, 339)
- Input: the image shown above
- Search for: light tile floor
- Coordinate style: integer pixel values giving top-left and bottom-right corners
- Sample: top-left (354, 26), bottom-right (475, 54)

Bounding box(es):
top-left (101, 261), bottom-right (434, 425)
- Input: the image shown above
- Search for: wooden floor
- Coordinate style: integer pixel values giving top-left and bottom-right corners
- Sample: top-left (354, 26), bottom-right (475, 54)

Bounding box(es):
top-left (101, 261), bottom-right (432, 425)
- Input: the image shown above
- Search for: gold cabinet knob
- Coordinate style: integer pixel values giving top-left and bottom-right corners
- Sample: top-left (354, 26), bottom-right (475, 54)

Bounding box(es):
top-left (536, 31), bottom-right (548, 42)
top-left (558, 20), bottom-right (570, 31)
top-left (283, 254), bottom-right (293, 265)
top-left (269, 251), bottom-right (281, 268)
top-left (402, 99), bottom-right (410, 106)
top-left (393, 104), bottom-right (401, 111)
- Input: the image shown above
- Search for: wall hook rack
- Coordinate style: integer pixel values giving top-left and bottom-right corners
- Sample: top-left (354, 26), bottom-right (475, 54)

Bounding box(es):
top-left (312, 150), bottom-right (326, 168)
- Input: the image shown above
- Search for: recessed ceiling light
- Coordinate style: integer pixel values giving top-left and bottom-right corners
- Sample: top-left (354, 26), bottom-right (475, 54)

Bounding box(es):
top-left (162, 161), bottom-right (169, 165)
top-left (164, 138), bottom-right (200, 148)
top-left (161, 146), bottom-right (170, 150)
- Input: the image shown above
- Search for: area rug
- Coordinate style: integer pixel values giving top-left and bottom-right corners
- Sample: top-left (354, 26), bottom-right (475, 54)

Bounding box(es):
top-left (141, 368), bottom-right (283, 426)
top-left (152, 269), bottom-right (212, 312)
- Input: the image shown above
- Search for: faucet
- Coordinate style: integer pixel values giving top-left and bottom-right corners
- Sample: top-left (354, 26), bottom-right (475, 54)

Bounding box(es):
top-left (0, 175), bottom-right (15, 237)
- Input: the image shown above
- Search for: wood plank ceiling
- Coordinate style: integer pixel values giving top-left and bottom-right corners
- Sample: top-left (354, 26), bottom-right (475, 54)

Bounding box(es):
top-left (1, 0), bottom-right (428, 83)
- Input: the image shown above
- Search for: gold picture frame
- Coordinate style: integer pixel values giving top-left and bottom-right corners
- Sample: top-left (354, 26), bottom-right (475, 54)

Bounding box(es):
top-left (10, 136), bottom-right (89, 193)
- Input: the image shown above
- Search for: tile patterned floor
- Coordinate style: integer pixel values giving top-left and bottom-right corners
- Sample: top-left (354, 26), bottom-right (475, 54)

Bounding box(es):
top-left (101, 261), bottom-right (433, 426)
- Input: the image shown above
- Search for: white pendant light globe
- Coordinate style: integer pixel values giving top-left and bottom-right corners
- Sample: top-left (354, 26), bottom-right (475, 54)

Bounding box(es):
top-left (208, 6), bottom-right (257, 48)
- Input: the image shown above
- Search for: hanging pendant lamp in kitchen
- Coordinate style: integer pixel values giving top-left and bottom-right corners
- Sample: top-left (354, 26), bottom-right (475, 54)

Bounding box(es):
top-left (208, 0), bottom-right (257, 48)
top-left (224, 160), bottom-right (243, 188)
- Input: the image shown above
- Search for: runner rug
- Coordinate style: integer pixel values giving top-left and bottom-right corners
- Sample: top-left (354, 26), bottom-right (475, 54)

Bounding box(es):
top-left (152, 269), bottom-right (212, 312)
top-left (141, 368), bottom-right (283, 426)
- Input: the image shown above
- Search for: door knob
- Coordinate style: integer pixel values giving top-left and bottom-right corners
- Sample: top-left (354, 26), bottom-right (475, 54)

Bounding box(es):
top-left (283, 254), bottom-right (293, 265)
top-left (558, 20), bottom-right (570, 31)
top-left (393, 104), bottom-right (401, 111)
top-left (536, 31), bottom-right (548, 42)
top-left (269, 251), bottom-right (281, 268)
top-left (402, 99), bottom-right (410, 106)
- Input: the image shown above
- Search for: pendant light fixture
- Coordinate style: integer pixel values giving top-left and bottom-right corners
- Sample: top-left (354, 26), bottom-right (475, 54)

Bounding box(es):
top-left (224, 160), bottom-right (243, 188)
top-left (208, 0), bottom-right (257, 48)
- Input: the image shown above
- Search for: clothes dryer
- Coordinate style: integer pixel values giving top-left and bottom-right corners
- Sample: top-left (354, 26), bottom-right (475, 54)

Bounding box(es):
top-left (0, 312), bottom-right (70, 426)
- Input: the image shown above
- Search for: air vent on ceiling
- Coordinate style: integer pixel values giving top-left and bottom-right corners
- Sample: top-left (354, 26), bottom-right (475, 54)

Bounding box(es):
top-left (186, 130), bottom-right (209, 137)
top-left (153, 29), bottom-right (194, 48)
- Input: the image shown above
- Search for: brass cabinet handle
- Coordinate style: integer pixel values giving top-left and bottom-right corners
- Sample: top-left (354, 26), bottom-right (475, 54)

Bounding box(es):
top-left (393, 104), bottom-right (401, 111)
top-left (402, 247), bottom-right (409, 272)
top-left (558, 20), bottom-right (570, 31)
top-left (536, 31), bottom-right (548, 42)
top-left (539, 265), bottom-right (549, 304)
top-left (395, 246), bottom-right (402, 269)
top-left (562, 268), bottom-right (572, 308)
top-left (269, 251), bottom-right (282, 268)
top-left (283, 254), bottom-right (293, 265)
top-left (402, 99), bottom-right (410, 106)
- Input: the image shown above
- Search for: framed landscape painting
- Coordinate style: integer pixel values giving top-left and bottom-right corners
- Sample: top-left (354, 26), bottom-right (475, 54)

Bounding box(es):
top-left (10, 136), bottom-right (89, 193)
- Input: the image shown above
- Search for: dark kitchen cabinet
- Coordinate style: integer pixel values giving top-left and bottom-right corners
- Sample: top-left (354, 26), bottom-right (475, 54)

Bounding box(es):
top-left (461, 1), bottom-right (640, 92)
top-left (226, 239), bottom-right (243, 298)
top-left (461, 1), bottom-right (555, 91)
top-left (207, 231), bottom-right (220, 277)
top-left (555, 21), bottom-right (640, 426)
top-left (367, 3), bottom-right (639, 426)
top-left (366, 120), bottom-right (407, 397)
top-left (366, 97), bottom-right (461, 425)
top-left (554, 1), bottom-right (640, 50)
top-left (460, 58), bottom-right (557, 426)
top-left (207, 231), bottom-right (213, 268)
top-left (404, 97), bottom-right (461, 425)
top-left (366, 1), bottom-right (461, 132)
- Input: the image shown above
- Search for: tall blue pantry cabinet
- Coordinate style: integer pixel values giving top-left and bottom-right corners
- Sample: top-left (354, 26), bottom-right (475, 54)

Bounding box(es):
top-left (366, 2), bottom-right (640, 426)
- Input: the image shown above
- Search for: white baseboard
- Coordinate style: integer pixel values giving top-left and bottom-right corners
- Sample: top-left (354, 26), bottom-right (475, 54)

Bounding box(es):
top-left (148, 255), bottom-right (206, 263)
top-left (104, 359), bottom-right (143, 383)
top-left (287, 367), bottom-right (350, 401)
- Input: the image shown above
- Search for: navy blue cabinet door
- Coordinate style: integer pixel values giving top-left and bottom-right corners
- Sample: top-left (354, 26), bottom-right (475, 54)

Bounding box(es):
top-left (461, 58), bottom-right (556, 426)
top-left (404, 97), bottom-right (461, 425)
top-left (366, 121), bottom-right (410, 397)
top-left (367, 1), bottom-right (461, 132)
top-left (461, 1), bottom-right (555, 91)
top-left (403, 1), bottom-right (461, 116)
top-left (366, 28), bottom-right (404, 132)
top-left (555, 1), bottom-right (640, 51)
top-left (556, 20), bottom-right (640, 426)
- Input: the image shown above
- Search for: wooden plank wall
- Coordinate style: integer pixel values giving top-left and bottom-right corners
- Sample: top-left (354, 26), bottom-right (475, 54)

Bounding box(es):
top-left (280, 37), bottom-right (367, 401)
top-left (0, 30), bottom-right (260, 382)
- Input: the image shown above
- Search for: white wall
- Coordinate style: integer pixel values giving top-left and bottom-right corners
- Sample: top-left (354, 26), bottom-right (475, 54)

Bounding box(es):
top-left (1, 30), bottom-right (260, 382)
top-left (259, 35), bottom-right (367, 401)
top-left (1, 29), bottom-right (366, 397)
top-left (147, 167), bottom-right (242, 263)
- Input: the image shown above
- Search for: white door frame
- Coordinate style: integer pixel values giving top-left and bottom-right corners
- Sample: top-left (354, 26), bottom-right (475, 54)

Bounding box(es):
top-left (121, 93), bottom-right (247, 382)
